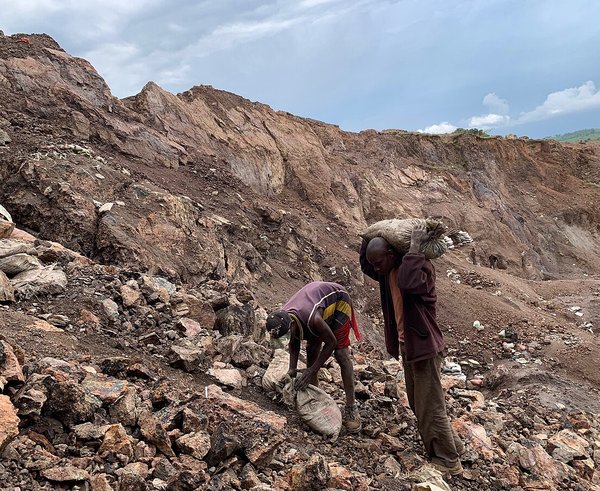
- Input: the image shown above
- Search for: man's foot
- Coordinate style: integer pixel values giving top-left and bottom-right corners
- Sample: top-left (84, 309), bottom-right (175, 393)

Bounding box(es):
top-left (432, 461), bottom-right (463, 476)
top-left (343, 404), bottom-right (362, 434)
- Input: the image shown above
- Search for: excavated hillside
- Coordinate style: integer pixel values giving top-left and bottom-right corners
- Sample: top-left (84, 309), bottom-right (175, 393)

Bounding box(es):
top-left (1, 33), bottom-right (600, 490)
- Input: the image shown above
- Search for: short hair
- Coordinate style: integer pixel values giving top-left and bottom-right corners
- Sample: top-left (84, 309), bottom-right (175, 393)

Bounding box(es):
top-left (266, 311), bottom-right (292, 338)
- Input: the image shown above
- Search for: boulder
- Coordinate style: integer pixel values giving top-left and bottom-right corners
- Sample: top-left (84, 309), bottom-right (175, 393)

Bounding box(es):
top-left (205, 423), bottom-right (242, 467)
top-left (328, 462), bottom-right (371, 491)
top-left (178, 317), bottom-right (203, 337)
top-left (0, 340), bottom-right (25, 388)
top-left (121, 284), bottom-right (142, 307)
top-left (289, 454), bottom-right (330, 491)
top-left (0, 395), bottom-right (20, 452)
top-left (175, 431), bottom-right (211, 459)
top-left (139, 409), bottom-right (176, 458)
top-left (168, 344), bottom-right (205, 373)
top-left (0, 270), bottom-right (14, 302)
top-left (11, 266), bottom-right (67, 298)
top-left (0, 253), bottom-right (41, 276)
top-left (547, 429), bottom-right (590, 463)
top-left (214, 304), bottom-right (258, 341)
top-left (40, 465), bottom-right (90, 482)
top-left (209, 367), bottom-right (244, 388)
top-left (82, 374), bottom-right (129, 403)
top-left (99, 423), bottom-right (134, 459)
top-left (45, 380), bottom-right (101, 427)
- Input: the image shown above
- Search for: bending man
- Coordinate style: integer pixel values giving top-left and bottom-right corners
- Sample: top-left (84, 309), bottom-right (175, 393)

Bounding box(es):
top-left (266, 281), bottom-right (362, 434)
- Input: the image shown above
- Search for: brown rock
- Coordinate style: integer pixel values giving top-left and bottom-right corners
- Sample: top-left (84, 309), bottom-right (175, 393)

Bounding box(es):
top-left (205, 423), bottom-right (242, 467)
top-left (99, 424), bottom-right (134, 459)
top-left (41, 465), bottom-right (90, 482)
top-left (507, 441), bottom-right (566, 484)
top-left (175, 430), bottom-right (211, 459)
top-left (245, 435), bottom-right (284, 468)
top-left (118, 462), bottom-right (149, 491)
top-left (240, 464), bottom-right (262, 490)
top-left (139, 409), bottom-right (176, 458)
top-left (46, 380), bottom-right (101, 427)
top-left (0, 395), bottom-right (20, 452)
top-left (289, 454), bottom-right (330, 491)
top-left (109, 388), bottom-right (139, 427)
top-left (90, 473), bottom-right (113, 491)
top-left (79, 308), bottom-right (102, 328)
top-left (73, 422), bottom-right (111, 440)
top-left (328, 462), bottom-right (371, 491)
top-left (179, 293), bottom-right (216, 328)
top-left (383, 456), bottom-right (403, 476)
top-left (0, 270), bottom-right (14, 302)
top-left (452, 417), bottom-right (495, 460)
top-left (378, 432), bottom-right (404, 451)
top-left (120, 284), bottom-right (142, 307)
top-left (547, 429), bottom-right (590, 463)
top-left (0, 220), bottom-right (15, 239)
top-left (83, 374), bottom-right (129, 403)
top-left (206, 384), bottom-right (286, 431)
top-left (0, 340), bottom-right (25, 387)
top-left (168, 344), bottom-right (204, 372)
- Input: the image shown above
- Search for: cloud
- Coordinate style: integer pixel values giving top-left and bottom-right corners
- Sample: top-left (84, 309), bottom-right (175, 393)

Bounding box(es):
top-left (518, 81), bottom-right (600, 123)
top-left (417, 122), bottom-right (457, 134)
top-left (468, 113), bottom-right (510, 130)
top-left (483, 93), bottom-right (509, 115)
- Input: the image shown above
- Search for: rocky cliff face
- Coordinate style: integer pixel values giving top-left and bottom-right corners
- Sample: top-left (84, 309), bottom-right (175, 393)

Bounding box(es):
top-left (1, 33), bottom-right (600, 490)
top-left (1, 33), bottom-right (600, 289)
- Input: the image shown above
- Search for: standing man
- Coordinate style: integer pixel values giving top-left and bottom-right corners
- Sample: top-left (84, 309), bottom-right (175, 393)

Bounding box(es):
top-left (359, 223), bottom-right (463, 475)
top-left (266, 281), bottom-right (362, 434)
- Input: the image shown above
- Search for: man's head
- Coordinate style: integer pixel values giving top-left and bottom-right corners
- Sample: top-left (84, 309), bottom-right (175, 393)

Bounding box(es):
top-left (366, 237), bottom-right (398, 275)
top-left (266, 310), bottom-right (292, 339)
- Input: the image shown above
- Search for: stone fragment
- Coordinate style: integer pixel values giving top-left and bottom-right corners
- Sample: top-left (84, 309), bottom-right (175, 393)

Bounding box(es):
top-left (99, 424), bottom-right (134, 459)
top-left (214, 304), bottom-right (258, 341)
top-left (0, 220), bottom-right (14, 239)
top-left (206, 423), bottom-right (242, 466)
top-left (289, 454), bottom-right (330, 491)
top-left (506, 441), bottom-right (566, 484)
top-left (547, 429), bottom-right (590, 463)
top-left (378, 432), bottom-right (404, 451)
top-left (79, 308), bottom-right (102, 328)
top-left (452, 417), bottom-right (495, 459)
top-left (0, 270), bottom-right (14, 302)
top-left (82, 374), bottom-right (129, 403)
top-left (0, 395), bottom-right (20, 452)
top-left (178, 317), bottom-right (203, 337)
top-left (206, 385), bottom-right (286, 431)
top-left (73, 422), bottom-right (111, 440)
top-left (168, 345), bottom-right (203, 373)
top-left (209, 367), bottom-right (244, 388)
top-left (90, 474), bottom-right (113, 490)
top-left (383, 456), bottom-right (403, 476)
top-left (0, 340), bottom-right (25, 388)
top-left (118, 462), bottom-right (149, 491)
top-left (109, 387), bottom-right (139, 427)
top-left (166, 470), bottom-right (207, 491)
top-left (46, 380), bottom-right (101, 427)
top-left (231, 341), bottom-right (272, 369)
top-left (240, 464), bottom-right (262, 489)
top-left (101, 298), bottom-right (120, 321)
top-left (179, 294), bottom-right (216, 327)
top-left (328, 462), bottom-right (371, 491)
top-left (11, 266), bottom-right (67, 297)
top-left (245, 435), bottom-right (284, 468)
top-left (175, 431), bottom-right (211, 459)
top-left (90, 473), bottom-right (113, 491)
top-left (121, 284), bottom-right (142, 307)
top-left (139, 409), bottom-right (176, 458)
top-left (40, 465), bottom-right (90, 482)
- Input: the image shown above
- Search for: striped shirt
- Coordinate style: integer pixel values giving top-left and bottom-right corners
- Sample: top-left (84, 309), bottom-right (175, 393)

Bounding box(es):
top-left (283, 281), bottom-right (353, 340)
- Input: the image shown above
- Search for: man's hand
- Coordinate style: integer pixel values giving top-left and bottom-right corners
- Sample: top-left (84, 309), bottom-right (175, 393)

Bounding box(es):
top-left (409, 223), bottom-right (430, 252)
top-left (294, 368), bottom-right (316, 391)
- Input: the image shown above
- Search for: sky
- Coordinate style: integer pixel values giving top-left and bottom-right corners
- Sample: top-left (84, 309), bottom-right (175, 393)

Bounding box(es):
top-left (2, 0), bottom-right (600, 137)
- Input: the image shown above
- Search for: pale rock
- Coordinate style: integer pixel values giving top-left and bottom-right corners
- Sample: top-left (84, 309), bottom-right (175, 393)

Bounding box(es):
top-left (120, 284), bottom-right (142, 307)
top-left (101, 298), bottom-right (120, 321)
top-left (175, 430), bottom-right (211, 459)
top-left (209, 367), bottom-right (245, 388)
top-left (82, 374), bottom-right (129, 403)
top-left (178, 317), bottom-right (203, 337)
top-left (383, 455), bottom-right (403, 476)
top-left (289, 454), bottom-right (330, 491)
top-left (0, 270), bottom-right (14, 302)
top-left (0, 340), bottom-right (25, 387)
top-left (452, 417), bottom-right (495, 459)
top-left (41, 465), bottom-right (90, 482)
top-left (90, 473), bottom-right (113, 491)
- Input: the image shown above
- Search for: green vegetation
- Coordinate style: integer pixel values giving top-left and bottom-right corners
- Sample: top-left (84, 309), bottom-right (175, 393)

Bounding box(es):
top-left (545, 128), bottom-right (600, 143)
top-left (451, 128), bottom-right (491, 137)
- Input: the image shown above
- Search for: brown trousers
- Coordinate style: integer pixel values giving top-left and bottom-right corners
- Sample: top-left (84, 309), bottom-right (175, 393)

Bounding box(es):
top-left (400, 346), bottom-right (462, 467)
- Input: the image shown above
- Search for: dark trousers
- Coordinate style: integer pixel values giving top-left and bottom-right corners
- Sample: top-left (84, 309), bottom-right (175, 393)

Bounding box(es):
top-left (400, 346), bottom-right (462, 467)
